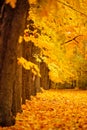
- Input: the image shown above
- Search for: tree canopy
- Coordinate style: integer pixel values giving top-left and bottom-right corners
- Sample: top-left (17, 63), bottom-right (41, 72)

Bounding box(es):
top-left (5, 0), bottom-right (87, 84)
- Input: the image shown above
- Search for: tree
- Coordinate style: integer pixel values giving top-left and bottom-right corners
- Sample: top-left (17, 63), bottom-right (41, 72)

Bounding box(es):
top-left (26, 0), bottom-right (87, 87)
top-left (0, 0), bottom-right (29, 126)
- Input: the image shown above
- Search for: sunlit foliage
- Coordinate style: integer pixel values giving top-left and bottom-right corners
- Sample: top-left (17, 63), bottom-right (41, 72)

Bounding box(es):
top-left (22, 0), bottom-right (87, 84)
top-left (5, 0), bottom-right (17, 8)
top-left (5, 0), bottom-right (87, 84)
top-left (18, 57), bottom-right (41, 77)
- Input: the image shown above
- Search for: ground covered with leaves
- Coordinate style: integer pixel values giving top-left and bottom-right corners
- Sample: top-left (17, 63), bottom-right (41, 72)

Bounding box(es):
top-left (0, 89), bottom-right (87, 130)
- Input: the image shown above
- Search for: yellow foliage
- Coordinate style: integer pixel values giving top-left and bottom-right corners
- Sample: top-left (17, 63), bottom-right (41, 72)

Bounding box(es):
top-left (5, 0), bottom-right (17, 8)
top-left (18, 36), bottom-right (23, 44)
top-left (24, 0), bottom-right (87, 83)
top-left (23, 29), bottom-right (30, 42)
top-left (17, 57), bottom-right (41, 77)
top-left (34, 55), bottom-right (42, 63)
top-left (29, 0), bottom-right (37, 4)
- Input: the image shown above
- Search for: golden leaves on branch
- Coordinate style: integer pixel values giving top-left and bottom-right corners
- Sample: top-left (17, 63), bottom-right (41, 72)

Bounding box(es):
top-left (23, 0), bottom-right (87, 83)
top-left (18, 36), bottom-right (23, 44)
top-left (5, 0), bottom-right (17, 8)
top-left (17, 57), bottom-right (41, 77)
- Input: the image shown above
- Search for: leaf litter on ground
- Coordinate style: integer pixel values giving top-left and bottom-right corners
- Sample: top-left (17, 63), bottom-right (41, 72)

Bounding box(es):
top-left (0, 89), bottom-right (87, 130)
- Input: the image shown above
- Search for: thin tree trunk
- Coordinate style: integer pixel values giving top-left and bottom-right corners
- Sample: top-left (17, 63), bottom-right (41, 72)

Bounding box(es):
top-left (22, 41), bottom-right (32, 103)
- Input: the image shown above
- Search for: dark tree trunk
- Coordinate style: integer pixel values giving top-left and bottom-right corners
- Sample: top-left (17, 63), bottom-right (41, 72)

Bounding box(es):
top-left (40, 62), bottom-right (50, 90)
top-left (32, 45), bottom-right (41, 93)
top-left (0, 0), bottom-right (29, 126)
top-left (22, 68), bottom-right (27, 104)
top-left (22, 41), bottom-right (32, 103)
top-left (12, 43), bottom-right (22, 116)
top-left (0, 4), bottom-right (16, 127)
top-left (35, 68), bottom-right (41, 93)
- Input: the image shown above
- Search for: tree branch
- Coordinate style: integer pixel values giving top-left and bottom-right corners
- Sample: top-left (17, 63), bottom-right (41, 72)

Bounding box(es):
top-left (61, 35), bottom-right (82, 45)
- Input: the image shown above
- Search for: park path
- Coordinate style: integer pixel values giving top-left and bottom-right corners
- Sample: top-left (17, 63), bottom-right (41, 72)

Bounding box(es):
top-left (0, 89), bottom-right (87, 130)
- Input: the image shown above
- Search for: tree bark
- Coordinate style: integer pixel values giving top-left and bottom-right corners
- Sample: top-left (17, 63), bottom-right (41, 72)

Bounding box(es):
top-left (22, 41), bottom-right (32, 103)
top-left (40, 62), bottom-right (50, 90)
top-left (32, 45), bottom-right (41, 93)
top-left (0, 0), bottom-right (29, 126)
top-left (12, 43), bottom-right (22, 116)
top-left (22, 41), bottom-right (41, 102)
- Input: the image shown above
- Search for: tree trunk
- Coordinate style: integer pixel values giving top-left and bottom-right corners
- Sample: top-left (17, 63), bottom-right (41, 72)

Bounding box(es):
top-left (0, 0), bottom-right (29, 126)
top-left (12, 43), bottom-right (22, 116)
top-left (22, 41), bottom-right (32, 103)
top-left (32, 45), bottom-right (41, 93)
top-left (40, 62), bottom-right (50, 90)
top-left (22, 40), bottom-right (41, 101)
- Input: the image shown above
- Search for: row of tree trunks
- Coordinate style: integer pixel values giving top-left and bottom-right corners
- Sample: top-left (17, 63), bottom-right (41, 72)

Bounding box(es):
top-left (0, 0), bottom-right (50, 127)
top-left (22, 40), bottom-right (50, 104)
